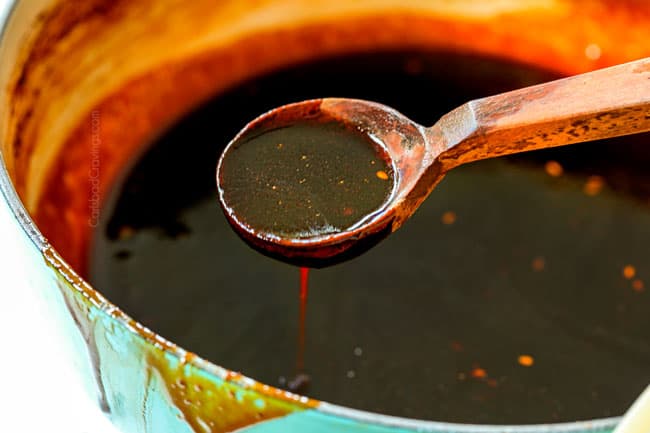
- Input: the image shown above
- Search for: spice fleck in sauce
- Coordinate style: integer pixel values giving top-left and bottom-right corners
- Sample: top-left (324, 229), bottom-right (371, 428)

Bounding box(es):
top-left (518, 355), bottom-right (535, 367)
top-left (219, 119), bottom-right (393, 239)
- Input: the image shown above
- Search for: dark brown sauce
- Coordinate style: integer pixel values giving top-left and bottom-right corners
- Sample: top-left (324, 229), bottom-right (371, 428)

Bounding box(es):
top-left (90, 51), bottom-right (650, 424)
top-left (219, 119), bottom-right (393, 239)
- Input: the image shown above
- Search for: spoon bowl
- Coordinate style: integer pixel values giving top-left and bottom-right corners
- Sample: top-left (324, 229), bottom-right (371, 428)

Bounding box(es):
top-left (217, 98), bottom-right (429, 266)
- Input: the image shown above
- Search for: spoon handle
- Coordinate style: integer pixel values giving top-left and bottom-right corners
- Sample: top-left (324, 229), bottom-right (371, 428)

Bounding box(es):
top-left (439, 57), bottom-right (650, 167)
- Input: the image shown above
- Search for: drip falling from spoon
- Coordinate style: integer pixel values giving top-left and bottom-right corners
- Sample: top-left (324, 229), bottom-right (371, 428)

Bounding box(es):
top-left (285, 266), bottom-right (311, 394)
top-left (217, 57), bottom-right (650, 267)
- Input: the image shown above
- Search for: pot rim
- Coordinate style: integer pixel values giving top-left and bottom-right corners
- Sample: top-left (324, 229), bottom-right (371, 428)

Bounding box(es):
top-left (0, 1), bottom-right (622, 431)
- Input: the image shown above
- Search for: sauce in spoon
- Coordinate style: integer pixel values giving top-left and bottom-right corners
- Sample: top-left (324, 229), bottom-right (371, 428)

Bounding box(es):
top-left (218, 113), bottom-right (394, 246)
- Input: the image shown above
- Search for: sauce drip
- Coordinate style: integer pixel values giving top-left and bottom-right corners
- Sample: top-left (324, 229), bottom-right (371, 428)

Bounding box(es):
top-left (298, 266), bottom-right (309, 373)
top-left (286, 267), bottom-right (311, 393)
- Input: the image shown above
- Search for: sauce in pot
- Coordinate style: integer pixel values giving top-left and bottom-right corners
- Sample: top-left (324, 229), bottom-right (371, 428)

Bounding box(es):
top-left (89, 51), bottom-right (650, 424)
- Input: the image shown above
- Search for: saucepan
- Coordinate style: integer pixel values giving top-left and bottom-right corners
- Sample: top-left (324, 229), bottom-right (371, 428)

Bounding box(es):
top-left (1, 0), bottom-right (649, 432)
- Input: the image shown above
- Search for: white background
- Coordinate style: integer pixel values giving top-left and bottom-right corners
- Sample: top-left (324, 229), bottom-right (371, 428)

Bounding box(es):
top-left (0, 0), bottom-right (120, 431)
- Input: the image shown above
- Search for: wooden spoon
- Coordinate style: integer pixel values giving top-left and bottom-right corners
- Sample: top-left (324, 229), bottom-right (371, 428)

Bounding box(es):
top-left (217, 57), bottom-right (650, 267)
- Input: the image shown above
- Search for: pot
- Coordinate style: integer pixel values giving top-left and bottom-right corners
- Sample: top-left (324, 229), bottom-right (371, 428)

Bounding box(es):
top-left (0, 1), bottom-right (649, 432)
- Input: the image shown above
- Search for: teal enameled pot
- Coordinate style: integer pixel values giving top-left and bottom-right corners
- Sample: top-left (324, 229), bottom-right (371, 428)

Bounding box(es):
top-left (1, 0), bottom-right (649, 432)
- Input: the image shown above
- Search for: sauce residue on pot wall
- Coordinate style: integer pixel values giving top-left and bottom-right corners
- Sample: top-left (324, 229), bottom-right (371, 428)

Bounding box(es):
top-left (146, 354), bottom-right (315, 433)
top-left (44, 246), bottom-right (316, 432)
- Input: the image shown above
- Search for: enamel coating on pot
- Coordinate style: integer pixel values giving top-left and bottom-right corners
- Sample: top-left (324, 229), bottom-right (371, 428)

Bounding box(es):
top-left (0, 0), bottom-right (647, 432)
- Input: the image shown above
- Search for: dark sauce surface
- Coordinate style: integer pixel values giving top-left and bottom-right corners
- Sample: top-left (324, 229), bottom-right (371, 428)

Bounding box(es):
top-left (219, 120), bottom-right (393, 238)
top-left (90, 51), bottom-right (650, 424)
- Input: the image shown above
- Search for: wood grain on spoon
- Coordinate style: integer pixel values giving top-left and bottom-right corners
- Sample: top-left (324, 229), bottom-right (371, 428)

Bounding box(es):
top-left (437, 57), bottom-right (650, 169)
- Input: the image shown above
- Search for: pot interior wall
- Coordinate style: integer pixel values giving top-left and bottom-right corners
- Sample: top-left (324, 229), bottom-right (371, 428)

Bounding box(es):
top-left (6, 0), bottom-right (650, 275)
